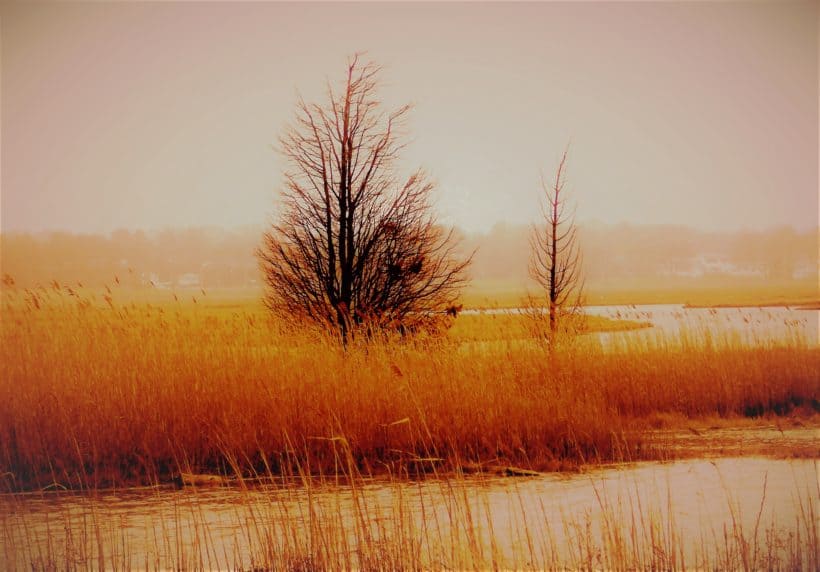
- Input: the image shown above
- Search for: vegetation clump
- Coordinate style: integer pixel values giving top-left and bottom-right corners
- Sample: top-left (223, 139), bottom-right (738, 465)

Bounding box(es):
top-left (0, 287), bottom-right (816, 491)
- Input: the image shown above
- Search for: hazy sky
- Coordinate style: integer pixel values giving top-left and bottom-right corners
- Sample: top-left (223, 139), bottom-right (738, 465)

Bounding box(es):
top-left (2, 1), bottom-right (817, 235)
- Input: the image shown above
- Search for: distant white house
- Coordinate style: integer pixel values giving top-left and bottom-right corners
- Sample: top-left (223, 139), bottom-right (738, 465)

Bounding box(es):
top-left (661, 253), bottom-right (765, 278)
top-left (177, 273), bottom-right (201, 288)
top-left (141, 272), bottom-right (172, 289)
top-left (793, 262), bottom-right (818, 279)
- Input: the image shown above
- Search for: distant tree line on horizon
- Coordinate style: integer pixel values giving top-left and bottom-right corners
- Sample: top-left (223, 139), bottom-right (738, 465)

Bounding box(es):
top-left (1, 223), bottom-right (815, 291)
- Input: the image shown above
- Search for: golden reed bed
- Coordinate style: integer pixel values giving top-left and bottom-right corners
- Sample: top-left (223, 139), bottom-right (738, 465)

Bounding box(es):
top-left (1, 287), bottom-right (816, 491)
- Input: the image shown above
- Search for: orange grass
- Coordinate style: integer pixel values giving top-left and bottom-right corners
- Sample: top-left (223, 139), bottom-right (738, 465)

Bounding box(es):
top-left (0, 287), bottom-right (817, 490)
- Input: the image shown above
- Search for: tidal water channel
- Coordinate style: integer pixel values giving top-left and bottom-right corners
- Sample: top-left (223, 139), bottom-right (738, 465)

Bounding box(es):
top-left (2, 457), bottom-right (817, 569)
top-left (586, 304), bottom-right (818, 346)
top-left (467, 303), bottom-right (818, 347)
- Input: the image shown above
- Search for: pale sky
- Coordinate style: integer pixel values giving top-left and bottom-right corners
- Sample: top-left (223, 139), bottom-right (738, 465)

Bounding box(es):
top-left (1, 1), bottom-right (817, 235)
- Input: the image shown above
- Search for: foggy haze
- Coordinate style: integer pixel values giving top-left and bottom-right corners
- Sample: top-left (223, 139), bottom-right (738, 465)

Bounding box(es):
top-left (2, 223), bottom-right (816, 293)
top-left (2, 2), bottom-right (818, 235)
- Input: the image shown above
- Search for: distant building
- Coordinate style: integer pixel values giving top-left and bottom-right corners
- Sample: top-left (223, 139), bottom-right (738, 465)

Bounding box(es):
top-left (661, 253), bottom-right (765, 278)
top-left (177, 273), bottom-right (201, 288)
top-left (793, 262), bottom-right (818, 280)
top-left (141, 272), bottom-right (172, 289)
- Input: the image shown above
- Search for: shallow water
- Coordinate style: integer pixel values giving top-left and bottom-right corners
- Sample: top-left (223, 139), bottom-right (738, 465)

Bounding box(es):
top-left (587, 304), bottom-right (818, 345)
top-left (467, 304), bottom-right (819, 347)
top-left (2, 457), bottom-right (817, 569)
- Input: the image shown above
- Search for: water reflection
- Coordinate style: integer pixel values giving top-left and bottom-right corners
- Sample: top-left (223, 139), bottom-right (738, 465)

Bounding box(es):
top-left (465, 304), bottom-right (818, 347)
top-left (2, 457), bottom-right (816, 569)
top-left (586, 304), bottom-right (817, 345)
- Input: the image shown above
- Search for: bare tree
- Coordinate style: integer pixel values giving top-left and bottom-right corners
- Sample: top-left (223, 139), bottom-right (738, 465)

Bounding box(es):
top-left (528, 146), bottom-right (584, 340)
top-left (258, 56), bottom-right (470, 340)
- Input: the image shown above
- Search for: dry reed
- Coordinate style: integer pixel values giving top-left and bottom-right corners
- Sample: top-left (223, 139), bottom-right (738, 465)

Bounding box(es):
top-left (0, 286), bottom-right (816, 490)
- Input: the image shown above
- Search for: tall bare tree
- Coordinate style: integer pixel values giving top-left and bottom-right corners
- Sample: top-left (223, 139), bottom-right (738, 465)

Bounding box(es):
top-left (258, 56), bottom-right (470, 340)
top-left (529, 146), bottom-right (584, 339)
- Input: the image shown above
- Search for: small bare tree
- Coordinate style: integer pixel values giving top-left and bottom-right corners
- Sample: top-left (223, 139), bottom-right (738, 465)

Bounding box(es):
top-left (528, 146), bottom-right (584, 341)
top-left (258, 56), bottom-right (470, 341)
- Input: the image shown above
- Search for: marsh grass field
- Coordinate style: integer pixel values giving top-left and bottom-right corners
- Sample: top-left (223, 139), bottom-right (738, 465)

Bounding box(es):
top-left (4, 0), bottom-right (820, 566)
top-left (461, 279), bottom-right (820, 311)
top-left (1, 283), bottom-right (818, 570)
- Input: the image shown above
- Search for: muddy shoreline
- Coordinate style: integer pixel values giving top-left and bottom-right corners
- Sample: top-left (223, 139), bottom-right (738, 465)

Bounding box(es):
top-left (4, 420), bottom-right (816, 495)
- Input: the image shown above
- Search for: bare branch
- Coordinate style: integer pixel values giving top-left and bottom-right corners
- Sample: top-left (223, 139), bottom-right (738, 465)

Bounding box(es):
top-left (258, 58), bottom-right (470, 341)
top-left (529, 144), bottom-right (584, 341)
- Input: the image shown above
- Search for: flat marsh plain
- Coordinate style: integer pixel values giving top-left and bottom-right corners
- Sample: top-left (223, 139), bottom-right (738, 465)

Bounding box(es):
top-left (1, 284), bottom-right (818, 570)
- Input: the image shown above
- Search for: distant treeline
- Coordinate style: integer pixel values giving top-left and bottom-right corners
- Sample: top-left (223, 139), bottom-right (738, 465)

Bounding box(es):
top-left (462, 222), bottom-right (818, 286)
top-left (0, 223), bottom-right (816, 290)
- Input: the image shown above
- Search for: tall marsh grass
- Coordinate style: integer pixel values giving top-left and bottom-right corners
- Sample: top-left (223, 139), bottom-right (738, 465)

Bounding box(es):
top-left (1, 286), bottom-right (817, 490)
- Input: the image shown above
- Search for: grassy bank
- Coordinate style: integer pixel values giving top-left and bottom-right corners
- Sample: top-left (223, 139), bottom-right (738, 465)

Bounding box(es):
top-left (447, 311), bottom-right (649, 342)
top-left (461, 278), bottom-right (820, 309)
top-left (1, 287), bottom-right (817, 491)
